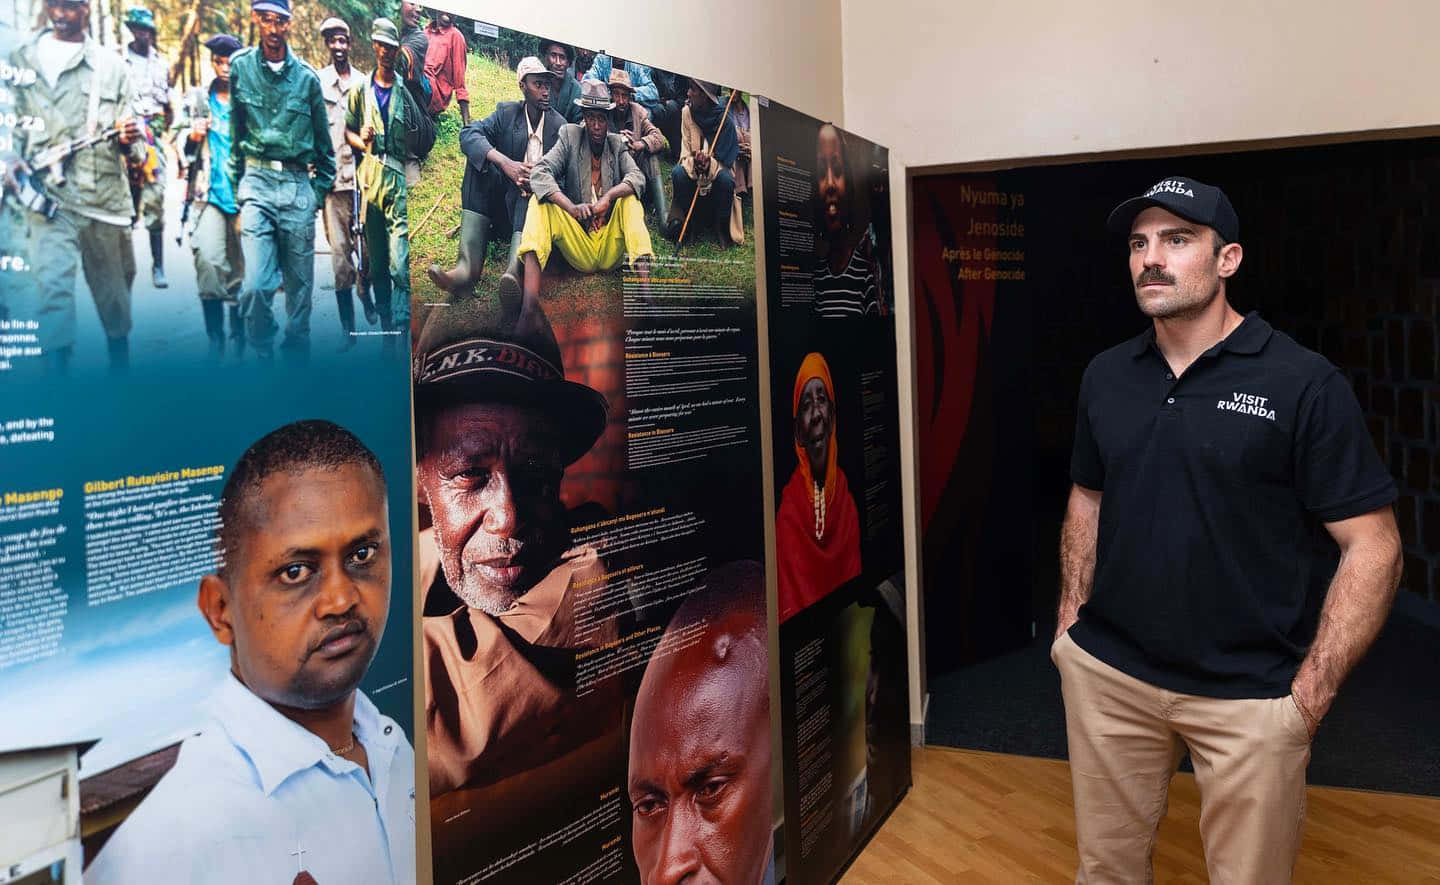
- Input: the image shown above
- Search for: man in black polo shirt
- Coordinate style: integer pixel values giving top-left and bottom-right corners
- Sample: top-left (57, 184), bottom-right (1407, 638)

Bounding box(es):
top-left (1053, 175), bottom-right (1402, 883)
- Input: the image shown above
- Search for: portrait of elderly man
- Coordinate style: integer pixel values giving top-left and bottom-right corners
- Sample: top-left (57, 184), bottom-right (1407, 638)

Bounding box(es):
top-left (628, 561), bottom-right (776, 885)
top-left (776, 352), bottom-right (862, 622)
top-left (430, 56), bottom-right (564, 295)
top-left (608, 68), bottom-right (669, 223)
top-left (86, 420), bottom-right (415, 885)
top-left (413, 293), bottom-right (623, 799)
top-left (665, 79), bottom-right (744, 248)
top-left (505, 77), bottom-right (653, 299)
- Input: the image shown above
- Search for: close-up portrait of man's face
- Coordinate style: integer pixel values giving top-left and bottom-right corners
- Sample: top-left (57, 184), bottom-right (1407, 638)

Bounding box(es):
top-left (417, 401), bottom-right (570, 615)
top-left (628, 606), bottom-right (773, 885)
top-left (202, 462), bottom-right (391, 710)
top-left (796, 376), bottom-right (834, 478)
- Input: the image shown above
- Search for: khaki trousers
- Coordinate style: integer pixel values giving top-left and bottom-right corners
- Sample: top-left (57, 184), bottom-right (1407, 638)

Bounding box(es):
top-left (1052, 631), bottom-right (1311, 884)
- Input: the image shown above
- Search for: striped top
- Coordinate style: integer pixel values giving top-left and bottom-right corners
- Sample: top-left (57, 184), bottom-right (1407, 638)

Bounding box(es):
top-left (813, 232), bottom-right (881, 319)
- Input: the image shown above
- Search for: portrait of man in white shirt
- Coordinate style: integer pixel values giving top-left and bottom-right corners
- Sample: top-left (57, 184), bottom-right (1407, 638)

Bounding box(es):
top-left (86, 420), bottom-right (416, 885)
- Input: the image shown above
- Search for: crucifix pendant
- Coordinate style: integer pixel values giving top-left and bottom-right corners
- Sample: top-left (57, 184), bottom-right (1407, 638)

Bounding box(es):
top-left (291, 839), bottom-right (307, 872)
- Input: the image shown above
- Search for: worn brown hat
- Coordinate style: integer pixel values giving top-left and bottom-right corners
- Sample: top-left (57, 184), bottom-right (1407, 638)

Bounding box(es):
top-left (515, 56), bottom-right (557, 88)
top-left (607, 68), bottom-right (634, 94)
top-left (413, 294), bottom-right (608, 466)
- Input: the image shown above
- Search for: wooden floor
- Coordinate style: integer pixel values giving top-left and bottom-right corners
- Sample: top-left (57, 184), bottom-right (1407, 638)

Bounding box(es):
top-left (842, 747), bottom-right (1440, 883)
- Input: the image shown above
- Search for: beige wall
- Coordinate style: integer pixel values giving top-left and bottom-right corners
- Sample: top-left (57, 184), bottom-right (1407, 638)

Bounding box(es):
top-left (449, 0), bottom-right (845, 125)
top-left (841, 0), bottom-right (1440, 168)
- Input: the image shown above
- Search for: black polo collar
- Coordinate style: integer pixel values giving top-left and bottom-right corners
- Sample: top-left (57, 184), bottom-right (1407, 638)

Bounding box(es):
top-left (1127, 311), bottom-right (1273, 359)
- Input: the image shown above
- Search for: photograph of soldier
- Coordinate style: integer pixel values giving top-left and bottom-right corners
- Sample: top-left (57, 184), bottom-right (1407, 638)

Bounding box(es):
top-left (511, 77), bottom-right (653, 297)
top-left (317, 16), bottom-right (378, 350)
top-left (628, 561), bottom-right (776, 885)
top-left (176, 33), bottom-right (245, 356)
top-left (83, 419), bottom-right (415, 884)
top-left (346, 17), bottom-right (421, 352)
top-left (413, 291), bottom-right (622, 798)
top-left (608, 68), bottom-right (669, 223)
top-left (776, 352), bottom-right (862, 622)
top-left (6, 0), bottom-right (146, 371)
top-left (538, 36), bottom-right (582, 124)
top-left (396, 0), bottom-right (434, 178)
top-left (429, 56), bottom-right (561, 296)
top-left (123, 5), bottom-right (171, 289)
top-left (812, 122), bottom-right (884, 318)
top-left (666, 79), bottom-right (744, 248)
top-left (422, 7), bottom-right (469, 124)
top-left (229, 0), bottom-right (335, 359)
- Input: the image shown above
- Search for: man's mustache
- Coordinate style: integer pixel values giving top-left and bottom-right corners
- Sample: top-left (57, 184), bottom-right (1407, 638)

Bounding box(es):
top-left (306, 618), bottom-right (370, 659)
top-left (1137, 267), bottom-right (1175, 287)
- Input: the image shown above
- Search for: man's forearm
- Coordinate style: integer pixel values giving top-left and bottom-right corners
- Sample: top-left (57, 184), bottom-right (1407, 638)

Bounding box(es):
top-left (1056, 486), bottom-right (1101, 639)
top-left (603, 182), bottom-right (634, 204)
top-left (1292, 521), bottom-right (1402, 725)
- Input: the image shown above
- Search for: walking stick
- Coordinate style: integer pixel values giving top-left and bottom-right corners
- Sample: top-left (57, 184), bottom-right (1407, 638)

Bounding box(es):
top-left (676, 87), bottom-right (738, 247)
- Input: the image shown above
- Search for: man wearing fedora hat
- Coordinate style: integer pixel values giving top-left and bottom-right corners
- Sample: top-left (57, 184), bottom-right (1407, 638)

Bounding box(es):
top-left (430, 56), bottom-right (564, 295)
top-left (412, 292), bottom-right (624, 799)
top-left (228, 0), bottom-right (335, 359)
top-left (317, 16), bottom-right (377, 349)
top-left (176, 33), bottom-right (246, 355)
top-left (124, 5), bottom-right (172, 288)
top-left (345, 17), bottom-right (422, 349)
top-left (667, 79), bottom-right (743, 248)
top-left (608, 68), bottom-right (668, 223)
top-left (1054, 175), bottom-right (1401, 882)
top-left (508, 77), bottom-right (652, 297)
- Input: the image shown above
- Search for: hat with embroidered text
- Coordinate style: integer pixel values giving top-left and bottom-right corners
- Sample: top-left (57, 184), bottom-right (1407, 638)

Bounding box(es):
top-left (413, 293), bottom-right (607, 466)
top-left (1106, 175), bottom-right (1239, 243)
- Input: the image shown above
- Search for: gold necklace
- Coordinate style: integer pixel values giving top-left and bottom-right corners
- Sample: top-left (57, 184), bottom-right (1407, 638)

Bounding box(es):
top-left (331, 733), bottom-right (357, 755)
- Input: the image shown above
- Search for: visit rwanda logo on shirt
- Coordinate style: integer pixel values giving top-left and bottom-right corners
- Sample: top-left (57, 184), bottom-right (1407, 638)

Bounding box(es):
top-left (1218, 392), bottom-right (1276, 421)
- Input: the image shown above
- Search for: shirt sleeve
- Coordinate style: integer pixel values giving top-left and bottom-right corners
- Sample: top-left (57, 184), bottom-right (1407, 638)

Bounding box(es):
top-left (1294, 370), bottom-right (1397, 522)
top-left (449, 32), bottom-right (468, 101)
top-left (308, 77), bottom-right (336, 194)
top-left (1070, 363), bottom-right (1104, 491)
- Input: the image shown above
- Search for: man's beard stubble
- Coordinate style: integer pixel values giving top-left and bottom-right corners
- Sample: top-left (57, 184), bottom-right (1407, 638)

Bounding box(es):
top-left (1134, 268), bottom-right (1221, 321)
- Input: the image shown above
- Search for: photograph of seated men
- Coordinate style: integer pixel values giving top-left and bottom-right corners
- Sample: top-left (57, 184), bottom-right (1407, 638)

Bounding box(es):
top-left (628, 561), bottom-right (776, 885)
top-left (510, 77), bottom-right (655, 298)
top-left (85, 420), bottom-right (415, 885)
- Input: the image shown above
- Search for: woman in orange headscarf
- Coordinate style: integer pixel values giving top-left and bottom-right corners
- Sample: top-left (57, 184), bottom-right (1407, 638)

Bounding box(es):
top-left (776, 352), bottom-right (862, 621)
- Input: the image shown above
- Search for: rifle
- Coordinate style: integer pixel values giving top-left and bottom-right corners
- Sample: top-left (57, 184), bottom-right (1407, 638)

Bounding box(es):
top-left (175, 90), bottom-right (209, 245)
top-left (351, 186), bottom-right (370, 304)
top-left (7, 128), bottom-right (123, 218)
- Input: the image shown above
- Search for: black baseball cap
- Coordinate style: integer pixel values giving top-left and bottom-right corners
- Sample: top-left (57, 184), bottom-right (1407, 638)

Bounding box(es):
top-left (1107, 176), bottom-right (1239, 243)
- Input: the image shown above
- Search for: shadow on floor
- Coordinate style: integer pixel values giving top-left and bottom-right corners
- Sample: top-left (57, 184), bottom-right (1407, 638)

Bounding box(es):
top-left (926, 593), bottom-right (1440, 797)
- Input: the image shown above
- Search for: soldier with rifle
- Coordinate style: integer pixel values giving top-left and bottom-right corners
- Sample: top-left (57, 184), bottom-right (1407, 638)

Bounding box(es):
top-left (5, 0), bottom-right (147, 371)
top-left (176, 34), bottom-right (245, 356)
top-left (124, 5), bottom-right (173, 289)
top-left (317, 16), bottom-right (377, 351)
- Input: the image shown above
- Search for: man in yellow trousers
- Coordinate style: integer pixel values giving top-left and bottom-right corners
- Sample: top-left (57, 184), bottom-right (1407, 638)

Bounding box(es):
top-left (506, 77), bottom-right (652, 299)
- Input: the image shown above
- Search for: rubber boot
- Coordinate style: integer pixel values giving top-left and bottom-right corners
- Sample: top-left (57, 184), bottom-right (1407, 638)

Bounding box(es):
top-left (427, 210), bottom-right (491, 294)
top-left (107, 335), bottom-right (129, 370)
top-left (149, 228), bottom-right (168, 288)
top-left (227, 304), bottom-right (244, 357)
top-left (647, 154), bottom-right (669, 223)
top-left (336, 287), bottom-right (357, 351)
top-left (201, 300), bottom-right (225, 356)
top-left (497, 232), bottom-right (524, 301)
